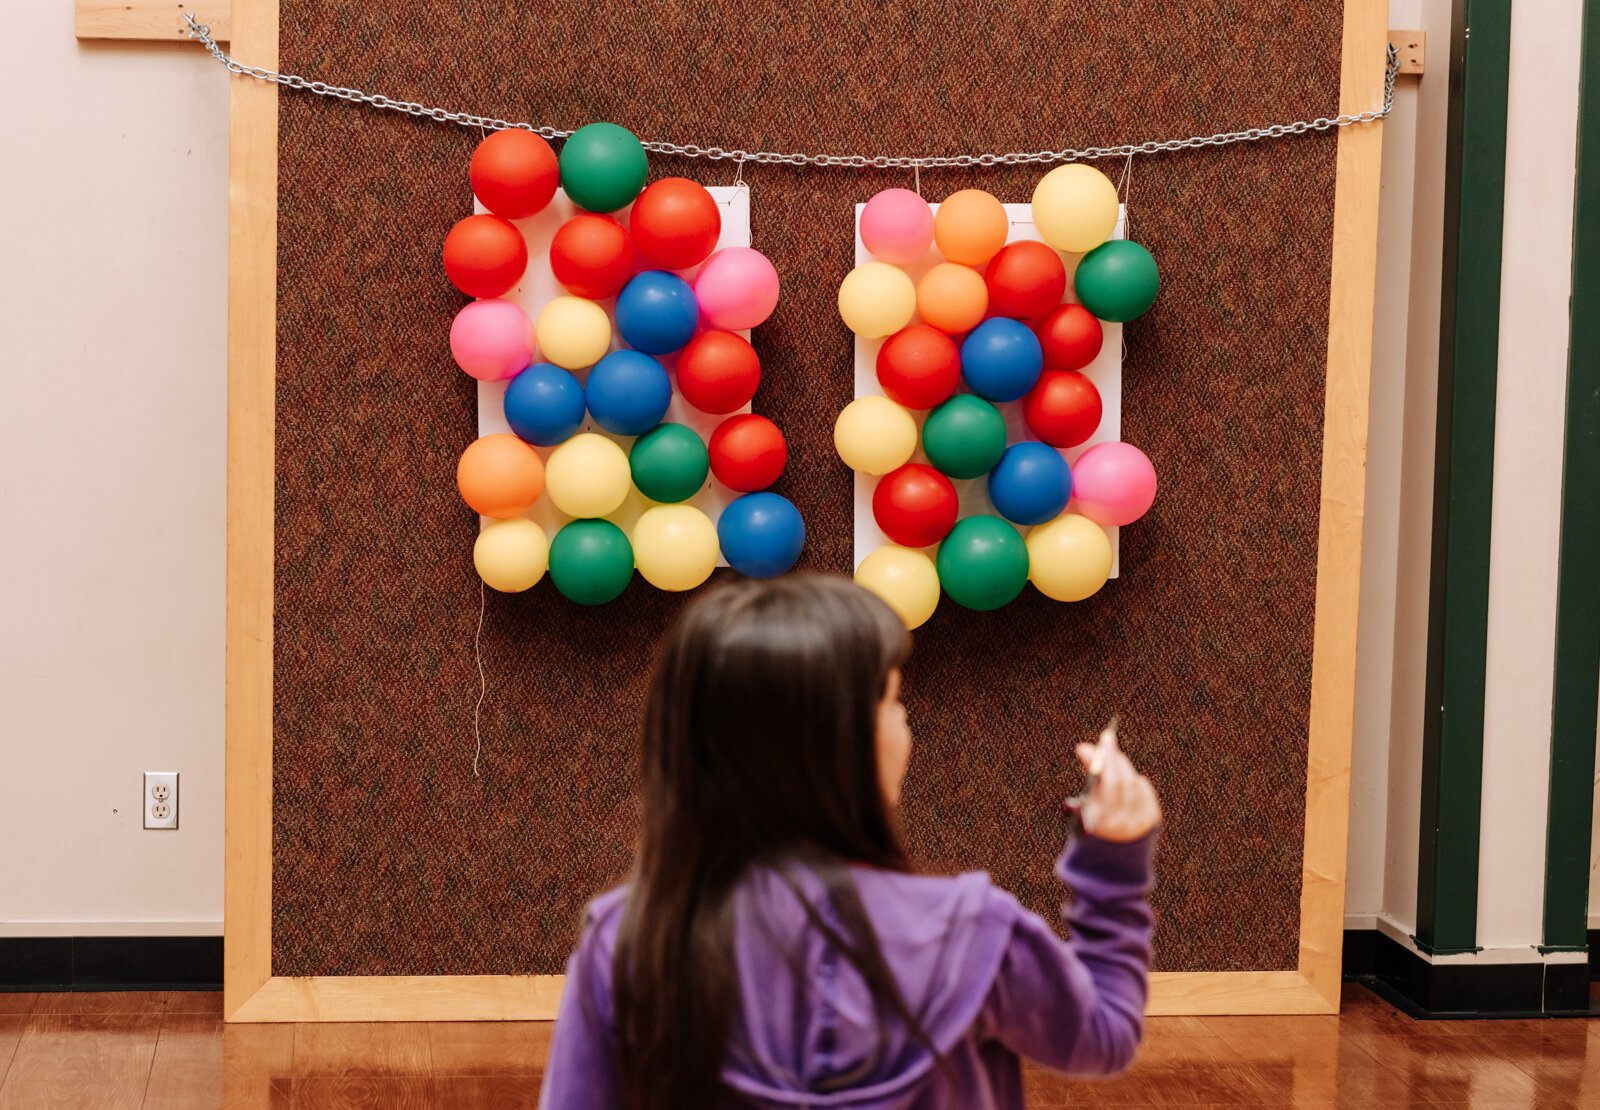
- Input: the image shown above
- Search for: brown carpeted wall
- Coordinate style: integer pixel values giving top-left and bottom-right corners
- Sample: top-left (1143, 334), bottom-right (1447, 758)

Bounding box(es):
top-left (271, 1), bottom-right (1346, 978)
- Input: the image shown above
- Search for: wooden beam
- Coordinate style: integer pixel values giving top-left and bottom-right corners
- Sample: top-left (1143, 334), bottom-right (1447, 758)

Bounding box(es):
top-left (1391, 29), bottom-right (1426, 76)
top-left (75, 2), bottom-right (231, 42)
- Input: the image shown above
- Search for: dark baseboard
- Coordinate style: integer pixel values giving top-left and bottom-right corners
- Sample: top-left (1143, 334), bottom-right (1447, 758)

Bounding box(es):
top-left (0, 936), bottom-right (221, 992)
top-left (1342, 928), bottom-right (1596, 1018)
top-left (1589, 929), bottom-right (1600, 979)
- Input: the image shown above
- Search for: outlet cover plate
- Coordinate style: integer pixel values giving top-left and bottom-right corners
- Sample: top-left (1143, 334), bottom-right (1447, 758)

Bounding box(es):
top-left (144, 771), bottom-right (178, 830)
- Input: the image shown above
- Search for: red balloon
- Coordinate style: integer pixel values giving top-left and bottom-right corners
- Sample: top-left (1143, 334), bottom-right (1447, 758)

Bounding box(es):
top-left (709, 414), bottom-right (786, 491)
top-left (630, 178), bottom-right (723, 270)
top-left (470, 130), bottom-right (558, 219)
top-left (442, 214), bottom-right (528, 298)
top-left (1036, 303), bottom-right (1104, 371)
top-left (1024, 371), bottom-right (1103, 448)
top-left (873, 464), bottom-right (958, 548)
top-left (876, 325), bottom-right (961, 409)
top-left (984, 241), bottom-right (1067, 319)
top-left (677, 331), bottom-right (761, 414)
top-left (550, 214), bottom-right (636, 300)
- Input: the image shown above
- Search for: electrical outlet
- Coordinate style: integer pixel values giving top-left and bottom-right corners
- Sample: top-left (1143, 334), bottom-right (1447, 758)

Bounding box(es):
top-left (144, 772), bottom-right (178, 830)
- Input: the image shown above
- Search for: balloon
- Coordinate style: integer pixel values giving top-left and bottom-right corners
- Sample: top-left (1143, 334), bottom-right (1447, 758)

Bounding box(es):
top-left (1031, 164), bottom-right (1120, 253)
top-left (933, 189), bottom-right (1007, 266)
top-left (985, 241), bottom-right (1067, 319)
top-left (1023, 370), bottom-right (1103, 448)
top-left (450, 299), bottom-right (535, 381)
top-left (535, 295), bottom-right (612, 370)
top-left (921, 394), bottom-right (1007, 479)
top-left (558, 122), bottom-right (648, 213)
top-left (615, 271), bottom-right (699, 355)
top-left (1036, 303), bottom-right (1104, 371)
top-left (442, 214), bottom-right (528, 299)
top-left (709, 414), bottom-right (786, 492)
top-left (456, 433), bottom-right (545, 518)
top-left (549, 213), bottom-right (635, 299)
top-left (833, 396), bottom-right (918, 476)
top-left (585, 350), bottom-right (672, 436)
top-left (469, 129), bottom-right (558, 219)
top-left (936, 515), bottom-right (1030, 611)
top-left (873, 464), bottom-right (958, 548)
top-left (629, 422), bottom-right (709, 503)
top-left (1027, 514), bottom-right (1113, 602)
top-left (545, 433), bottom-right (632, 518)
top-left (718, 492), bottom-right (805, 578)
top-left (633, 504), bottom-right (719, 591)
top-left (855, 545), bottom-right (940, 630)
top-left (1071, 442), bottom-right (1157, 526)
top-left (916, 262), bottom-right (989, 334)
top-left (838, 261), bottom-right (915, 339)
top-left (549, 519), bottom-right (634, 604)
top-left (473, 518), bottom-right (550, 593)
top-left (960, 317), bottom-right (1043, 402)
top-left (504, 363), bottom-right (586, 446)
top-left (987, 442), bottom-right (1073, 526)
top-left (1074, 240), bottom-right (1160, 322)
top-left (694, 247), bottom-right (780, 330)
top-left (860, 188), bottom-right (935, 265)
top-left (676, 330), bottom-right (761, 414)
top-left (630, 178), bottom-right (722, 270)
top-left (876, 325), bottom-right (960, 409)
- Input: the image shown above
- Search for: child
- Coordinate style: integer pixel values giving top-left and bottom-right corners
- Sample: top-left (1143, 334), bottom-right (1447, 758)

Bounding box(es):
top-left (540, 575), bottom-right (1159, 1109)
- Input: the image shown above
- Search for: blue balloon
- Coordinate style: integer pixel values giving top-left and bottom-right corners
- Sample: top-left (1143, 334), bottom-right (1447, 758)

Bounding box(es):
top-left (504, 362), bottom-right (585, 446)
top-left (960, 318), bottom-right (1044, 402)
top-left (717, 492), bottom-right (805, 578)
top-left (615, 271), bottom-right (699, 355)
top-left (584, 350), bottom-right (672, 436)
top-left (987, 442), bottom-right (1072, 525)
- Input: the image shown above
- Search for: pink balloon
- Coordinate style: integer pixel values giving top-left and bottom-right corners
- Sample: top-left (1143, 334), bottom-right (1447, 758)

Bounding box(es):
top-left (860, 188), bottom-right (934, 265)
top-left (693, 247), bottom-right (780, 330)
top-left (450, 299), bottom-right (535, 381)
top-left (1071, 442), bottom-right (1157, 526)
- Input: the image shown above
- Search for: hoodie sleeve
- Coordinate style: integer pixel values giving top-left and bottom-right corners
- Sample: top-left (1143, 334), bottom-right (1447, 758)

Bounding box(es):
top-left (539, 911), bottom-right (623, 1110)
top-left (979, 831), bottom-right (1156, 1076)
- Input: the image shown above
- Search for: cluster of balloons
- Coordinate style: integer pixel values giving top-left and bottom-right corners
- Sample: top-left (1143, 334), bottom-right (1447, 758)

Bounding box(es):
top-left (835, 168), bottom-right (1160, 628)
top-left (445, 124), bottom-right (803, 603)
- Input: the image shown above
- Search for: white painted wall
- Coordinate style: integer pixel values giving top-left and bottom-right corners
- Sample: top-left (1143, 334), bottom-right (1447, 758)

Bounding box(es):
top-left (0, 8), bottom-right (229, 934)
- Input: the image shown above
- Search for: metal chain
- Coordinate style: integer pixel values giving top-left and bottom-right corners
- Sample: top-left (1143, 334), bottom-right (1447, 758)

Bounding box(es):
top-left (184, 12), bottom-right (1398, 170)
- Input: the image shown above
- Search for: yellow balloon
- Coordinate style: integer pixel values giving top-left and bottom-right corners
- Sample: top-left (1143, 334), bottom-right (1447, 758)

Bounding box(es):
top-left (855, 544), bottom-right (940, 630)
top-left (1030, 165), bottom-right (1120, 254)
top-left (1027, 513), bottom-right (1113, 601)
top-left (633, 504), bottom-right (719, 591)
top-left (535, 295), bottom-right (612, 369)
top-left (473, 518), bottom-right (549, 593)
top-left (834, 396), bottom-right (918, 475)
top-left (546, 433), bottom-right (631, 518)
top-left (838, 261), bottom-right (916, 339)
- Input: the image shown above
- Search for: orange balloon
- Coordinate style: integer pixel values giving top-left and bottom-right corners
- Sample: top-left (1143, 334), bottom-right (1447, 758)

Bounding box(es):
top-left (934, 189), bottom-right (1008, 266)
top-left (916, 262), bottom-right (989, 334)
top-left (457, 434), bottom-right (545, 518)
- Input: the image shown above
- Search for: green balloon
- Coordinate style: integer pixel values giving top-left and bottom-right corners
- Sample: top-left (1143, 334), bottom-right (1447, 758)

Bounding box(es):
top-left (630, 423), bottom-right (709, 503)
top-left (923, 395), bottom-right (1008, 479)
top-left (549, 519), bottom-right (634, 605)
top-left (936, 515), bottom-right (1029, 611)
top-left (559, 122), bottom-right (649, 213)
top-left (1074, 239), bottom-right (1160, 322)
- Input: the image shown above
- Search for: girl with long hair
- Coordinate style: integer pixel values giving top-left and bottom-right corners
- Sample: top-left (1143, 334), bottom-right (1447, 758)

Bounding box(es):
top-left (540, 574), bottom-right (1160, 1108)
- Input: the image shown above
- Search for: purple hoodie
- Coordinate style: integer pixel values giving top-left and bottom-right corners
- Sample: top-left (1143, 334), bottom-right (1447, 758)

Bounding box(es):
top-left (539, 832), bottom-right (1156, 1108)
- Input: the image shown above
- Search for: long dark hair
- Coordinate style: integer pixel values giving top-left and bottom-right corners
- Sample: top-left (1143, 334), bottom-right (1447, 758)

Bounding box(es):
top-left (612, 575), bottom-right (928, 1108)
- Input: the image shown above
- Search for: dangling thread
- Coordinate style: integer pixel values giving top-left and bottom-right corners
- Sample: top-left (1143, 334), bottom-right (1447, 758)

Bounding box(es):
top-left (472, 580), bottom-right (486, 777)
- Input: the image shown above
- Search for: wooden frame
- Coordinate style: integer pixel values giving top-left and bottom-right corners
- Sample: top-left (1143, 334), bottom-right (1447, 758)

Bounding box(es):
top-left (224, 0), bottom-right (1389, 1020)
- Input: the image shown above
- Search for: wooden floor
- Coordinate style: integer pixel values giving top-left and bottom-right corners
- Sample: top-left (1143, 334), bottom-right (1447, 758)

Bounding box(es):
top-left (0, 985), bottom-right (1595, 1107)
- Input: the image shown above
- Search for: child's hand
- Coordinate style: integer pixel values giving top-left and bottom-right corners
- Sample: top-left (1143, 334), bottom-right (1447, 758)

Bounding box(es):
top-left (1070, 724), bottom-right (1161, 843)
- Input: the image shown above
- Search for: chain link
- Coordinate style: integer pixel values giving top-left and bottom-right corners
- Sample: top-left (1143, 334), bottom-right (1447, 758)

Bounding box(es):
top-left (185, 13), bottom-right (1398, 170)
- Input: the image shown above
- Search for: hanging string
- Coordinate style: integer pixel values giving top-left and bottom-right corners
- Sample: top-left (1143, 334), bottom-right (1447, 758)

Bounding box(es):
top-left (472, 580), bottom-right (486, 778)
top-left (183, 13), bottom-right (1399, 173)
